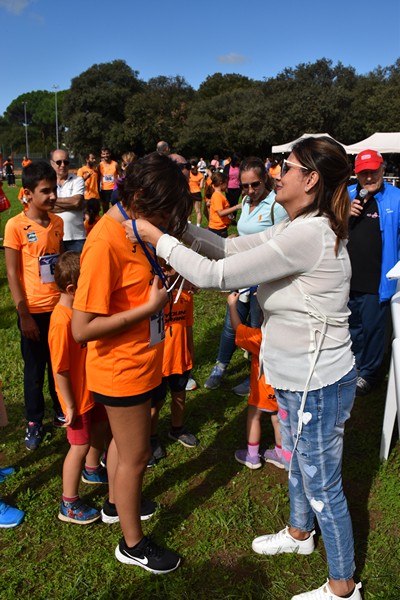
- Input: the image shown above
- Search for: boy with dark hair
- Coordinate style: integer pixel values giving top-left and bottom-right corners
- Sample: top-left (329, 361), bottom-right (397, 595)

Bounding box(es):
top-left (49, 252), bottom-right (110, 524)
top-left (4, 160), bottom-right (64, 450)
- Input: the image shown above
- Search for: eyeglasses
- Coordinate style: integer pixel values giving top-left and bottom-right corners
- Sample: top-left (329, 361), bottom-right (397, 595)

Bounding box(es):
top-left (178, 162), bottom-right (191, 171)
top-left (52, 159), bottom-right (70, 166)
top-left (241, 181), bottom-right (262, 191)
top-left (281, 159), bottom-right (309, 177)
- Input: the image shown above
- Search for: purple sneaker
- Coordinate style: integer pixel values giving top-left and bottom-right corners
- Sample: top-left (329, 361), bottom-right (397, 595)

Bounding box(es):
top-left (263, 448), bottom-right (285, 469)
top-left (234, 449), bottom-right (262, 470)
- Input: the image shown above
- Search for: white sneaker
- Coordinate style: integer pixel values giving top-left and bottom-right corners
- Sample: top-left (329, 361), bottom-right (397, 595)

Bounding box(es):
top-left (252, 526), bottom-right (315, 555)
top-left (185, 377), bottom-right (197, 391)
top-left (291, 580), bottom-right (362, 600)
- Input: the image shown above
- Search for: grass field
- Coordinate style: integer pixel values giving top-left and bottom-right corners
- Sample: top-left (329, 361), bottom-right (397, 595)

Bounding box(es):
top-left (0, 182), bottom-right (399, 599)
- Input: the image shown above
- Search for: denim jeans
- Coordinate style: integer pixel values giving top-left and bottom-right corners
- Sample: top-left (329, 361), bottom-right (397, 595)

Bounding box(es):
top-left (275, 367), bottom-right (357, 581)
top-left (216, 292), bottom-right (263, 365)
top-left (63, 239), bottom-right (85, 253)
top-left (18, 312), bottom-right (61, 423)
top-left (348, 291), bottom-right (390, 385)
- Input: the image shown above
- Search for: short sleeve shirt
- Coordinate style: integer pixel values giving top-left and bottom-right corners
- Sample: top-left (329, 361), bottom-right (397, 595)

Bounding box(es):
top-left (4, 212), bottom-right (63, 312)
top-left (73, 215), bottom-right (164, 397)
top-left (162, 291), bottom-right (193, 377)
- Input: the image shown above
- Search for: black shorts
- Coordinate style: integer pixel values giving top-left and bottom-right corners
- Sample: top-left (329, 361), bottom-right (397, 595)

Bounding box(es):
top-left (93, 389), bottom-right (154, 408)
top-left (208, 227), bottom-right (228, 238)
top-left (100, 190), bottom-right (113, 206)
top-left (151, 370), bottom-right (191, 407)
top-left (191, 192), bottom-right (202, 203)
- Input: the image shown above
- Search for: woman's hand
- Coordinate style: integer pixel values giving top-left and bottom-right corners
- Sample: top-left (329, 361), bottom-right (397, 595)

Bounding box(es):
top-left (123, 219), bottom-right (163, 247)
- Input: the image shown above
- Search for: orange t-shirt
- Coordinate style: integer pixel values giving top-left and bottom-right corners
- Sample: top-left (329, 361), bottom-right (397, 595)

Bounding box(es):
top-left (162, 290), bottom-right (193, 377)
top-left (4, 212), bottom-right (63, 313)
top-left (77, 166), bottom-right (100, 200)
top-left (73, 214), bottom-right (164, 397)
top-left (98, 161), bottom-right (119, 191)
top-left (49, 304), bottom-right (94, 416)
top-left (189, 172), bottom-right (204, 194)
top-left (208, 191), bottom-right (230, 230)
top-left (235, 324), bottom-right (277, 412)
top-left (21, 159), bottom-right (32, 168)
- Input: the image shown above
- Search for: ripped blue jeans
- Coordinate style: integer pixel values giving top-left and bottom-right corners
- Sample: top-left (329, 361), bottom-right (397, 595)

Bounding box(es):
top-left (275, 367), bottom-right (357, 581)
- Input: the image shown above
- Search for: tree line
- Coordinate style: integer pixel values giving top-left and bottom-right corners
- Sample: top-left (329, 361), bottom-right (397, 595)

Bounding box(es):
top-left (1, 57), bottom-right (399, 161)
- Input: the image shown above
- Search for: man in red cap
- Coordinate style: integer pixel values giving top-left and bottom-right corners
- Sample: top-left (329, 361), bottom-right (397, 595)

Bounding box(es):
top-left (347, 150), bottom-right (400, 396)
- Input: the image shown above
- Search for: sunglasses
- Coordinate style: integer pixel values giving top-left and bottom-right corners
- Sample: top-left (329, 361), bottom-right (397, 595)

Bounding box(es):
top-left (281, 159), bottom-right (309, 177)
top-left (178, 162), bottom-right (191, 171)
top-left (241, 180), bottom-right (262, 191)
top-left (52, 159), bottom-right (70, 166)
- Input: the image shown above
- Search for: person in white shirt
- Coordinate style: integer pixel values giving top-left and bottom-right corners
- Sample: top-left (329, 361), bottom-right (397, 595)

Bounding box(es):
top-left (123, 136), bottom-right (362, 600)
top-left (51, 149), bottom-right (85, 252)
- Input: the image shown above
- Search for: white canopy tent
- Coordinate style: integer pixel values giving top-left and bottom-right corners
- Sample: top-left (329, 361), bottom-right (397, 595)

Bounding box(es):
top-left (345, 132), bottom-right (400, 154)
top-left (271, 133), bottom-right (348, 154)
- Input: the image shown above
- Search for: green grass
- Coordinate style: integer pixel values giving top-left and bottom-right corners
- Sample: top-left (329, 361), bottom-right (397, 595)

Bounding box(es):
top-left (0, 183), bottom-right (400, 599)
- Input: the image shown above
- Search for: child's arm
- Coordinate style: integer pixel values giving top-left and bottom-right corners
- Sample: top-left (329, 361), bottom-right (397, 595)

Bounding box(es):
top-left (217, 203), bottom-right (242, 218)
top-left (227, 292), bottom-right (241, 332)
top-left (5, 248), bottom-right (40, 341)
top-left (72, 275), bottom-right (168, 344)
top-left (55, 372), bottom-right (76, 427)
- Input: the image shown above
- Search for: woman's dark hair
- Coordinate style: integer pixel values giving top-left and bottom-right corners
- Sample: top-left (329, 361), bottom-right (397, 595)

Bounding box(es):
top-left (240, 156), bottom-right (274, 193)
top-left (230, 153), bottom-right (242, 168)
top-left (86, 198), bottom-right (101, 225)
top-left (119, 152), bottom-right (193, 238)
top-left (206, 171), bottom-right (228, 199)
top-left (291, 136), bottom-right (352, 254)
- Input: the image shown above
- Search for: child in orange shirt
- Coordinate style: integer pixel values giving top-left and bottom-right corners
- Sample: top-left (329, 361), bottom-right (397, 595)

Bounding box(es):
top-left (71, 153), bottom-right (192, 574)
top-left (207, 172), bottom-right (241, 238)
top-left (49, 252), bottom-right (110, 524)
top-left (149, 288), bottom-right (198, 463)
top-left (4, 161), bottom-right (64, 451)
top-left (189, 160), bottom-right (205, 227)
top-left (227, 291), bottom-right (283, 470)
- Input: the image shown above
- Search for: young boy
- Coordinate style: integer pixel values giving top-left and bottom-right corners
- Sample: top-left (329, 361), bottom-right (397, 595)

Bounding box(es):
top-left (4, 161), bottom-right (64, 451)
top-left (48, 252), bottom-right (110, 524)
top-left (149, 288), bottom-right (199, 464)
top-left (227, 291), bottom-right (283, 470)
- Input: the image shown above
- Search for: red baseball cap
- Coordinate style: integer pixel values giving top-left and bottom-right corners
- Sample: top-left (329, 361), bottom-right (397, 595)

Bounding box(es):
top-left (355, 149), bottom-right (383, 173)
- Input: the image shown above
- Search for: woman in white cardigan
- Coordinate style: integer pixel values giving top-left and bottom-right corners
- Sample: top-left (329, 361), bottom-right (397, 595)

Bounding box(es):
top-left (124, 137), bottom-right (361, 600)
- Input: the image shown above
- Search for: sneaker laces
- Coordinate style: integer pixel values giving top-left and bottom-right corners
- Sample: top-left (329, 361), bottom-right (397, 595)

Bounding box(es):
top-left (141, 537), bottom-right (164, 559)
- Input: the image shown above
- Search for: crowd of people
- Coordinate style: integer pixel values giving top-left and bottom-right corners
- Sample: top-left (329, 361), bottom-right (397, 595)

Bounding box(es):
top-left (1, 137), bottom-right (399, 598)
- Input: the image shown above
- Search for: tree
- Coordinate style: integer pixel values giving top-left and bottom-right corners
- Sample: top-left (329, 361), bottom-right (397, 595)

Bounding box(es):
top-left (63, 60), bottom-right (143, 156)
top-left (122, 76), bottom-right (194, 154)
top-left (0, 90), bottom-right (66, 155)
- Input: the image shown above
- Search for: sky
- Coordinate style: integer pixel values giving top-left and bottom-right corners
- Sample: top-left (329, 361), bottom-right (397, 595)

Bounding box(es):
top-left (0, 0), bottom-right (399, 117)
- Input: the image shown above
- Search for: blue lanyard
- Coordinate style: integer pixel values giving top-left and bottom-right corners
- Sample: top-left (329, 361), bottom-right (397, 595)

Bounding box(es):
top-left (117, 202), bottom-right (169, 291)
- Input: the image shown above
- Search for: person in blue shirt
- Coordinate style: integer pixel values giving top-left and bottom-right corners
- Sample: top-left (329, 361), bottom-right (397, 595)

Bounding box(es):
top-left (347, 149), bottom-right (400, 396)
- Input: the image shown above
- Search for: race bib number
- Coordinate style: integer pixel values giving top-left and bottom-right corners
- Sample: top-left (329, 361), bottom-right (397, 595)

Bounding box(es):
top-left (149, 311), bottom-right (165, 346)
top-left (103, 175), bottom-right (114, 183)
top-left (39, 254), bottom-right (59, 284)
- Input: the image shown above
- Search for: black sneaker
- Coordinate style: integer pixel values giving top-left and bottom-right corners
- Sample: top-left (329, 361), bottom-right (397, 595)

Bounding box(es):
top-left (115, 536), bottom-right (181, 574)
top-left (101, 497), bottom-right (157, 524)
top-left (150, 435), bottom-right (166, 461)
top-left (168, 427), bottom-right (199, 448)
top-left (24, 422), bottom-right (43, 451)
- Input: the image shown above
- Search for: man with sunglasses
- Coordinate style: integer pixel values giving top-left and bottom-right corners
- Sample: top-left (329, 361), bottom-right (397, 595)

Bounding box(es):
top-left (51, 149), bottom-right (86, 252)
top-left (347, 149), bottom-right (400, 396)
